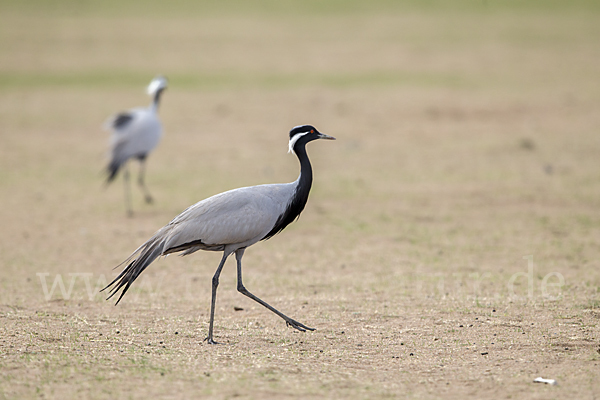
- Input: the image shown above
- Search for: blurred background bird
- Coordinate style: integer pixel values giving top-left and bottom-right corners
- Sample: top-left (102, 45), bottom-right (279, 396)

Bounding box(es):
top-left (104, 75), bottom-right (168, 216)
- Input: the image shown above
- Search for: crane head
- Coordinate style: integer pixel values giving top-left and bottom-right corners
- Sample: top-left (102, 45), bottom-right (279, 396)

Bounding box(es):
top-left (147, 76), bottom-right (168, 96)
top-left (288, 125), bottom-right (335, 154)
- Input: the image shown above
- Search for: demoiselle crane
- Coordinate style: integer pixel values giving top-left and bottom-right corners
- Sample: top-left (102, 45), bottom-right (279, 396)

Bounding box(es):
top-left (102, 125), bottom-right (335, 344)
top-left (104, 76), bottom-right (168, 216)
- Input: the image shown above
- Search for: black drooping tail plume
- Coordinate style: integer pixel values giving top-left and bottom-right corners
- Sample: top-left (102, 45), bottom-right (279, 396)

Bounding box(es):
top-left (101, 235), bottom-right (165, 304)
top-left (106, 159), bottom-right (121, 183)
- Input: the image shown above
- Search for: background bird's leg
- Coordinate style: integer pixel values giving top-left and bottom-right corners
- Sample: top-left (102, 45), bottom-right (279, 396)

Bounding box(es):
top-left (205, 252), bottom-right (231, 344)
top-left (123, 165), bottom-right (133, 217)
top-left (234, 248), bottom-right (315, 333)
top-left (137, 157), bottom-right (153, 204)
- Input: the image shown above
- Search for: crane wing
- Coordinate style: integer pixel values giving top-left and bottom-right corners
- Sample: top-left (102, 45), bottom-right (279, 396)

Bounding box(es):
top-left (105, 108), bottom-right (162, 171)
top-left (110, 112), bottom-right (135, 130)
top-left (162, 184), bottom-right (294, 252)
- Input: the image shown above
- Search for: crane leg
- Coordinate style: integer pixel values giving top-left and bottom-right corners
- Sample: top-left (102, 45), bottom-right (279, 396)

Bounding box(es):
top-left (123, 166), bottom-right (133, 217)
top-left (138, 157), bottom-right (153, 204)
top-left (234, 248), bottom-right (315, 333)
top-left (204, 252), bottom-right (231, 344)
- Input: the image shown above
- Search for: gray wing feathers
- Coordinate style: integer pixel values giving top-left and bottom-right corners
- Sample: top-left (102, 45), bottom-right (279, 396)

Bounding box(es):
top-left (103, 183), bottom-right (296, 303)
top-left (164, 184), bottom-right (294, 250)
top-left (106, 107), bottom-right (162, 173)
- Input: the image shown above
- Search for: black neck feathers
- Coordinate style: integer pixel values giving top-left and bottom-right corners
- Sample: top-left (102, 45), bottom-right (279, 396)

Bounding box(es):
top-left (153, 88), bottom-right (165, 110)
top-left (262, 142), bottom-right (313, 241)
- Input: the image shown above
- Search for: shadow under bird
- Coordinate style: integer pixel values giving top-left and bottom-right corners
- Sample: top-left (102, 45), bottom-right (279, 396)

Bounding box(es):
top-left (104, 76), bottom-right (168, 216)
top-left (102, 125), bottom-right (335, 344)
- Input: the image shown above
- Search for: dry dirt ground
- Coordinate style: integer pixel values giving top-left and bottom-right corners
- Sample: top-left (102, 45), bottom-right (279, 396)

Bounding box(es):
top-left (1, 1), bottom-right (600, 399)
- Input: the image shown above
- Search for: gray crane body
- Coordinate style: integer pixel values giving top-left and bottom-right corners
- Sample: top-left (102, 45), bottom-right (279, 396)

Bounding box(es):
top-left (165, 182), bottom-right (296, 253)
top-left (106, 106), bottom-right (162, 173)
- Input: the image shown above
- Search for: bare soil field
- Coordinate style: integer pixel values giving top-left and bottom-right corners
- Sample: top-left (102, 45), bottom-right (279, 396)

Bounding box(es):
top-left (1, 1), bottom-right (600, 398)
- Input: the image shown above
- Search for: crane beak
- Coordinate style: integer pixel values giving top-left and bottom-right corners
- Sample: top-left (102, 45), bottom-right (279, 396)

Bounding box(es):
top-left (318, 133), bottom-right (336, 140)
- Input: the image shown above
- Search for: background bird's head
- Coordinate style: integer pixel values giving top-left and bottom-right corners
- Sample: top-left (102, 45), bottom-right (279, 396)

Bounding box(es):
top-left (147, 76), bottom-right (168, 96)
top-left (288, 125), bottom-right (336, 154)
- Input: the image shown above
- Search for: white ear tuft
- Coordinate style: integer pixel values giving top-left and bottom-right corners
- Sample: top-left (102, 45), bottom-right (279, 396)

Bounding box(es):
top-left (288, 132), bottom-right (309, 154)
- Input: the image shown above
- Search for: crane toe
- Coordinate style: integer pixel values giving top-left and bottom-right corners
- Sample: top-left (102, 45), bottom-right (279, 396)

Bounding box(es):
top-left (203, 336), bottom-right (221, 345)
top-left (286, 319), bottom-right (315, 332)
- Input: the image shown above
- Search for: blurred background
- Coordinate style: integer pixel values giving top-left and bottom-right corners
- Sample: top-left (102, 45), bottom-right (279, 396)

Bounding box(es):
top-left (1, 0), bottom-right (600, 301)
top-left (2, 0), bottom-right (600, 301)
top-left (2, 0), bottom-right (600, 397)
